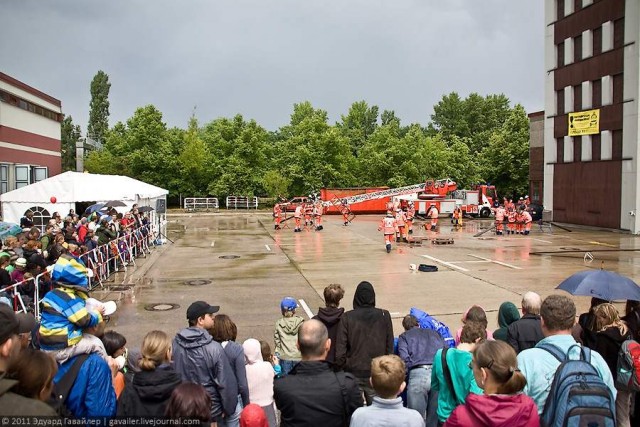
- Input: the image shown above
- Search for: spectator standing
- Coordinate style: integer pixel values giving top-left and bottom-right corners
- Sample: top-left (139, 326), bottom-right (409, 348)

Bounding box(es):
top-left (242, 338), bottom-right (277, 427)
top-left (492, 302), bottom-right (520, 342)
top-left (432, 322), bottom-right (486, 425)
top-left (274, 319), bottom-right (363, 427)
top-left (336, 281), bottom-right (394, 405)
top-left (6, 348), bottom-right (57, 402)
top-left (350, 355), bottom-right (424, 427)
top-left (165, 382), bottom-right (213, 425)
top-left (507, 292), bottom-right (544, 353)
top-left (20, 211), bottom-right (34, 229)
top-left (592, 303), bottom-right (632, 427)
top-left (274, 297), bottom-right (303, 375)
top-left (172, 301), bottom-right (238, 424)
top-left (211, 314), bottom-right (250, 427)
top-left (240, 404), bottom-right (269, 427)
top-left (313, 283), bottom-right (345, 363)
top-left (260, 340), bottom-right (282, 378)
top-left (0, 305), bottom-right (58, 416)
top-left (574, 297), bottom-right (608, 348)
top-left (443, 340), bottom-right (538, 427)
top-left (118, 330), bottom-right (181, 417)
top-left (397, 314), bottom-right (444, 427)
top-left (517, 294), bottom-right (616, 415)
top-left (454, 306), bottom-right (493, 345)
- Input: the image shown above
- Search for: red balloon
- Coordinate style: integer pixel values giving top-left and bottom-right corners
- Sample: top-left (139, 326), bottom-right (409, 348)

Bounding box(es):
top-left (50, 196), bottom-right (57, 204)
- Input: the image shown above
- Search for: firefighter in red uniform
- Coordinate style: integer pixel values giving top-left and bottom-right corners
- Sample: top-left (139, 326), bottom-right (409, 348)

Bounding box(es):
top-left (378, 211), bottom-right (398, 253)
top-left (395, 208), bottom-right (408, 243)
top-left (386, 200), bottom-right (394, 213)
top-left (313, 201), bottom-right (323, 231)
top-left (340, 200), bottom-right (350, 226)
top-left (273, 203), bottom-right (282, 230)
top-left (427, 205), bottom-right (439, 231)
top-left (304, 202), bottom-right (313, 227)
top-left (494, 204), bottom-right (506, 235)
top-left (507, 206), bottom-right (516, 234)
top-left (516, 208), bottom-right (533, 235)
top-left (452, 206), bottom-right (462, 227)
top-left (524, 195), bottom-right (531, 207)
top-left (406, 201), bottom-right (415, 234)
top-left (294, 203), bottom-right (303, 232)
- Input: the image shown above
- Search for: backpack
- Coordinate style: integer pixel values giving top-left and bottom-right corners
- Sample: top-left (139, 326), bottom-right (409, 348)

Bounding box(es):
top-left (48, 354), bottom-right (89, 417)
top-left (615, 339), bottom-right (640, 391)
top-left (539, 343), bottom-right (615, 427)
top-left (409, 307), bottom-right (455, 348)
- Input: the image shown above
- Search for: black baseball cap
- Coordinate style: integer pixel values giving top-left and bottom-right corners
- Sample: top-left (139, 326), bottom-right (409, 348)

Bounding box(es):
top-left (187, 301), bottom-right (220, 321)
top-left (0, 305), bottom-right (20, 344)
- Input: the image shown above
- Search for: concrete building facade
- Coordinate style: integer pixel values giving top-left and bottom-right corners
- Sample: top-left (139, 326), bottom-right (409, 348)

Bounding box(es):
top-left (529, 111), bottom-right (545, 205)
top-left (542, 0), bottom-right (640, 231)
top-left (0, 72), bottom-right (62, 195)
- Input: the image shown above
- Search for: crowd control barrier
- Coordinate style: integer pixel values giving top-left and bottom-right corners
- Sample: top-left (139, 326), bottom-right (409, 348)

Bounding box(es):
top-left (226, 196), bottom-right (258, 209)
top-left (184, 197), bottom-right (219, 211)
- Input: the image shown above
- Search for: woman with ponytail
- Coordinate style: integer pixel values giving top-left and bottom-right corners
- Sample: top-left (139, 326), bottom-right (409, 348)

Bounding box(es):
top-left (117, 330), bottom-right (182, 416)
top-left (444, 340), bottom-right (538, 427)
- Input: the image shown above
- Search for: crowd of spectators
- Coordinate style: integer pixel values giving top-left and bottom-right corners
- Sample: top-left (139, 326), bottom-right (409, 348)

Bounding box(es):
top-left (1, 252), bottom-right (640, 427)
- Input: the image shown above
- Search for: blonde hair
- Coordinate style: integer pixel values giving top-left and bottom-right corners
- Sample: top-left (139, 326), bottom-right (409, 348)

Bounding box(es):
top-left (594, 303), bottom-right (628, 336)
top-left (139, 330), bottom-right (171, 371)
top-left (370, 355), bottom-right (405, 398)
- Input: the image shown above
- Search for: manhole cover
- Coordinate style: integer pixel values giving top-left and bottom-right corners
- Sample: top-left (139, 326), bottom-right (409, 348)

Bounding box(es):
top-left (184, 279), bottom-right (212, 286)
top-left (108, 285), bottom-right (132, 292)
top-left (219, 255), bottom-right (241, 259)
top-left (144, 303), bottom-right (180, 312)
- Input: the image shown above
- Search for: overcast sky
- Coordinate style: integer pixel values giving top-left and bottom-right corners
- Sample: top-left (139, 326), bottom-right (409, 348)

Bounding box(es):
top-left (1, 0), bottom-right (543, 133)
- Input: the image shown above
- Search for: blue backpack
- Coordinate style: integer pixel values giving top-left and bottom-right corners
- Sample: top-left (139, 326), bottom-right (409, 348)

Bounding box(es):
top-left (539, 343), bottom-right (615, 427)
top-left (409, 307), bottom-right (455, 348)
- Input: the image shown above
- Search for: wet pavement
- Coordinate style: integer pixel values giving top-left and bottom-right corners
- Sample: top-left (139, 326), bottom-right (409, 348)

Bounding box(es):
top-left (100, 213), bottom-right (640, 348)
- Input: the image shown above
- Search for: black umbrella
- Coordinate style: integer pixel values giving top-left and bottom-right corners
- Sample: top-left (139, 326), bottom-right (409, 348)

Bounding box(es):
top-left (137, 206), bottom-right (154, 213)
top-left (103, 200), bottom-right (127, 207)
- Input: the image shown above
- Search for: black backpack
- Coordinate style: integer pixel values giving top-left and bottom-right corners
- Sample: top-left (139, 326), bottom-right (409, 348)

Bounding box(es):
top-left (48, 354), bottom-right (89, 417)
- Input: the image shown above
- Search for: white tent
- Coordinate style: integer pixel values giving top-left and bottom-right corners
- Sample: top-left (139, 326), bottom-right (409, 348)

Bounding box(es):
top-left (0, 171), bottom-right (168, 226)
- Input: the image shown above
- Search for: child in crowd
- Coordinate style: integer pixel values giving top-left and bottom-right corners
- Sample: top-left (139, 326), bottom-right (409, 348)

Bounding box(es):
top-left (350, 355), bottom-right (425, 427)
top-left (455, 305), bottom-right (493, 345)
top-left (260, 340), bottom-right (282, 378)
top-left (273, 297), bottom-right (303, 375)
top-left (243, 338), bottom-right (277, 427)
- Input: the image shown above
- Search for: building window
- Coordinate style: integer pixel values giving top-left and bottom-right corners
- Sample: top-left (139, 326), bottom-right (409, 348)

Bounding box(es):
top-left (557, 89), bottom-right (565, 115)
top-left (564, 0), bottom-right (573, 16)
top-left (573, 84), bottom-right (582, 112)
top-left (582, 0), bottom-right (593, 6)
top-left (0, 164), bottom-right (8, 194)
top-left (564, 38), bottom-right (574, 65)
top-left (557, 0), bottom-right (565, 20)
top-left (592, 79), bottom-right (602, 107)
top-left (574, 35), bottom-right (582, 62)
top-left (33, 167), bottom-right (48, 183)
top-left (603, 21), bottom-right (614, 52)
top-left (15, 165), bottom-right (30, 189)
top-left (0, 89), bottom-right (61, 122)
top-left (602, 75), bottom-right (613, 106)
top-left (614, 19), bottom-right (624, 50)
top-left (582, 81), bottom-right (592, 109)
top-left (557, 41), bottom-right (565, 68)
top-left (582, 30), bottom-right (593, 59)
top-left (593, 27), bottom-right (602, 55)
top-left (565, 86), bottom-right (573, 114)
top-left (25, 206), bottom-right (51, 231)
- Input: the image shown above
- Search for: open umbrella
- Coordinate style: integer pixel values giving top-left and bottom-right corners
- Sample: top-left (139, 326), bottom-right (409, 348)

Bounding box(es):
top-left (0, 222), bottom-right (22, 239)
top-left (556, 269), bottom-right (640, 301)
top-left (84, 203), bottom-right (106, 215)
top-left (103, 200), bottom-right (127, 207)
top-left (137, 206), bottom-right (154, 213)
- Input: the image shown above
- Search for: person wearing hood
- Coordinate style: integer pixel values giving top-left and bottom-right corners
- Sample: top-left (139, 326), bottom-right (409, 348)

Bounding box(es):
top-left (274, 297), bottom-right (304, 375)
top-left (172, 301), bottom-right (239, 424)
top-left (117, 330), bottom-right (182, 417)
top-left (493, 302), bottom-right (520, 342)
top-left (444, 340), bottom-right (539, 427)
top-left (240, 404), bottom-right (270, 427)
top-left (243, 339), bottom-right (277, 427)
top-left (312, 284), bottom-right (345, 363)
top-left (592, 303), bottom-right (633, 427)
top-left (335, 281), bottom-right (394, 405)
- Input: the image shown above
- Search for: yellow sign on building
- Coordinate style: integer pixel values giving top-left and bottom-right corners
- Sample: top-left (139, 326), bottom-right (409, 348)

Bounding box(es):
top-left (568, 109), bottom-right (600, 136)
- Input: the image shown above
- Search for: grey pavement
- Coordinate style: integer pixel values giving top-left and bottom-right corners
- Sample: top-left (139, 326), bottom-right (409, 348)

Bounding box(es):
top-left (98, 212), bottom-right (640, 349)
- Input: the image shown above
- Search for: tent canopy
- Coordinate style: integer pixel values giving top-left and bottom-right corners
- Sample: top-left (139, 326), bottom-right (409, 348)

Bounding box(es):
top-left (0, 171), bottom-right (168, 203)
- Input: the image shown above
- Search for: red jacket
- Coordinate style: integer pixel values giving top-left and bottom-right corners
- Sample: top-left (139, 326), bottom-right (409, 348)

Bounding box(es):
top-left (444, 393), bottom-right (539, 427)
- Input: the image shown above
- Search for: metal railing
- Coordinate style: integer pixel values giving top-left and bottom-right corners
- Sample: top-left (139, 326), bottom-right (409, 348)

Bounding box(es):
top-left (226, 196), bottom-right (258, 209)
top-left (184, 197), bottom-right (219, 211)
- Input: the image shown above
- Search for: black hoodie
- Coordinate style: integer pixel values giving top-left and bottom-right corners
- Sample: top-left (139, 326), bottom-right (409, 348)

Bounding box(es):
top-left (593, 326), bottom-right (631, 382)
top-left (334, 281), bottom-right (394, 378)
top-left (313, 306), bottom-right (345, 363)
top-left (117, 365), bottom-right (182, 417)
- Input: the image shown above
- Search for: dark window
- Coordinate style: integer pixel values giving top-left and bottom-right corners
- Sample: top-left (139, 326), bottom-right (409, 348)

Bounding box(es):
top-left (592, 79), bottom-right (602, 107)
top-left (557, 42), bottom-right (565, 68)
top-left (574, 35), bottom-right (582, 62)
top-left (557, 89), bottom-right (565, 115)
top-left (613, 130), bottom-right (622, 160)
top-left (614, 18), bottom-right (624, 49)
top-left (557, 137), bottom-right (565, 163)
top-left (593, 27), bottom-right (602, 55)
top-left (557, 0), bottom-right (565, 20)
top-left (592, 134), bottom-right (601, 161)
top-left (574, 136), bottom-right (582, 162)
top-left (574, 0), bottom-right (581, 11)
top-left (613, 74), bottom-right (623, 104)
top-left (574, 84), bottom-right (582, 112)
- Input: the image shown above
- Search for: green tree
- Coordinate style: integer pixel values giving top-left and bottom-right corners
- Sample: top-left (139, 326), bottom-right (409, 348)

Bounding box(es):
top-left (337, 101), bottom-right (379, 156)
top-left (177, 116), bottom-right (210, 196)
top-left (87, 70), bottom-right (111, 142)
top-left (61, 115), bottom-right (81, 172)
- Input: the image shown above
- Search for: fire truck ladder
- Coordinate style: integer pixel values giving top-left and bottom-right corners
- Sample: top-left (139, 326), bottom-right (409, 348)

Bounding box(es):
top-left (322, 182), bottom-right (428, 222)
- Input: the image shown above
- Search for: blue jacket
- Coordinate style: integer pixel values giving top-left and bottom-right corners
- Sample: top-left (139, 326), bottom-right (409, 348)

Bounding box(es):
top-left (54, 353), bottom-right (117, 418)
top-left (397, 327), bottom-right (445, 370)
top-left (173, 327), bottom-right (238, 419)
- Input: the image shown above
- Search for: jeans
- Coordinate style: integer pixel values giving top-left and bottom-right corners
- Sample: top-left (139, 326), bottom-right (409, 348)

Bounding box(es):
top-left (407, 365), bottom-right (438, 427)
top-left (216, 395), bottom-right (243, 427)
top-left (356, 376), bottom-right (376, 405)
top-left (279, 359), bottom-right (299, 376)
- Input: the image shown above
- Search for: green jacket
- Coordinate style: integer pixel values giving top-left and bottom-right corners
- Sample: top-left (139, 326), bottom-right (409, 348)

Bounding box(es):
top-left (0, 375), bottom-right (59, 416)
top-left (274, 315), bottom-right (304, 360)
top-left (431, 348), bottom-right (483, 422)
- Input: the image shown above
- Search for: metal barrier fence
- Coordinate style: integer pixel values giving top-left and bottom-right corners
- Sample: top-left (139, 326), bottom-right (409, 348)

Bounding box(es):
top-left (184, 197), bottom-right (219, 211)
top-left (0, 224), bottom-right (156, 320)
top-left (226, 196), bottom-right (258, 209)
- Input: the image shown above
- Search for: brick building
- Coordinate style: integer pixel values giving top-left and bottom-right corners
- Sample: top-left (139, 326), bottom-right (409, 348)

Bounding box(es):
top-left (0, 72), bottom-right (62, 195)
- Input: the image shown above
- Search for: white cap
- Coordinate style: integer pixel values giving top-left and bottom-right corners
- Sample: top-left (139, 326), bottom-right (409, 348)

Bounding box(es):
top-left (86, 298), bottom-right (117, 316)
